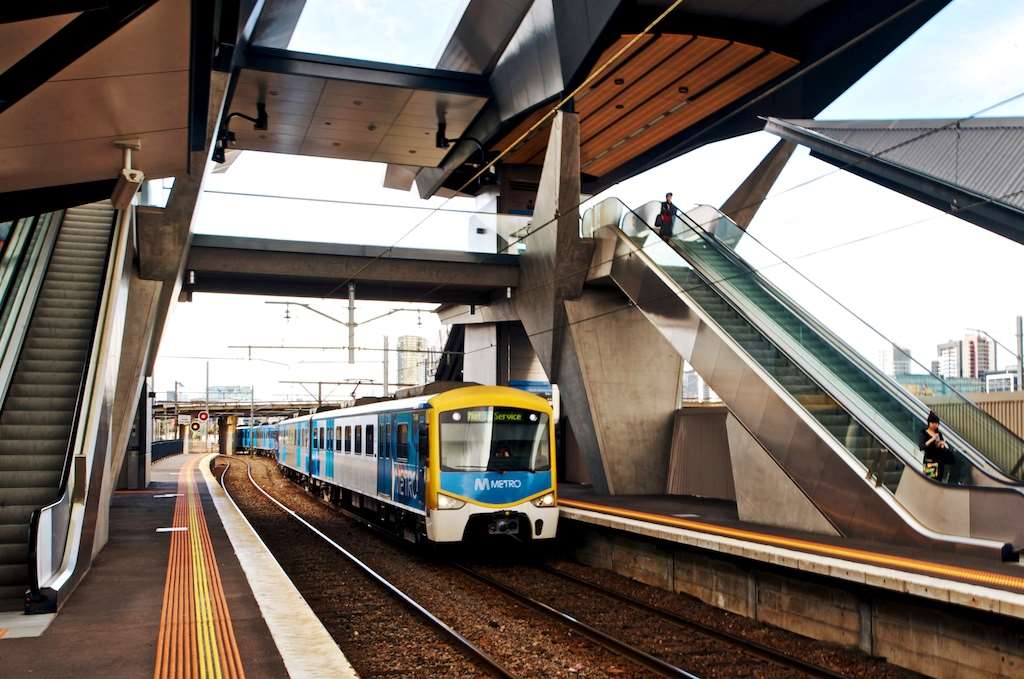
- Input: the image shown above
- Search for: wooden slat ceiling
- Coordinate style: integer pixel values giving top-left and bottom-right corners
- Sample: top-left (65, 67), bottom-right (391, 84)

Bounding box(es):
top-left (492, 34), bottom-right (798, 177)
top-left (231, 70), bottom-right (487, 167)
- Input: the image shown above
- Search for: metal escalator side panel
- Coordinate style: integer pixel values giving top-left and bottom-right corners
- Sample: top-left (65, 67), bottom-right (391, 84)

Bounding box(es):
top-left (25, 201), bottom-right (130, 612)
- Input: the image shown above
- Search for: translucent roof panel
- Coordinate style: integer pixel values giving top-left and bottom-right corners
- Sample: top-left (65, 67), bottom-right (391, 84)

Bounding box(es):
top-left (288, 0), bottom-right (470, 70)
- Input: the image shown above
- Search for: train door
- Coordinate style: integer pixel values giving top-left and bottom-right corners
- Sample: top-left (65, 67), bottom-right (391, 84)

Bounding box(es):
top-left (325, 418), bottom-right (335, 479)
top-left (394, 411), bottom-right (426, 510)
top-left (377, 414), bottom-right (393, 497)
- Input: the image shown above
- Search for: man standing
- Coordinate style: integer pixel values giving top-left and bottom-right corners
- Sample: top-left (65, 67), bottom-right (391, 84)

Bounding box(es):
top-left (655, 192), bottom-right (675, 238)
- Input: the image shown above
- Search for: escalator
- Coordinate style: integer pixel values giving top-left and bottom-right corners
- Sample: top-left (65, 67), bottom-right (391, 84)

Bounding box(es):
top-left (0, 202), bottom-right (115, 611)
top-left (582, 198), bottom-right (1024, 558)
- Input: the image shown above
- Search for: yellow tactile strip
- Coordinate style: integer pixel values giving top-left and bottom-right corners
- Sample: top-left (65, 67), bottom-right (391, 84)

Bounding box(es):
top-left (560, 498), bottom-right (1024, 592)
top-left (154, 456), bottom-right (246, 679)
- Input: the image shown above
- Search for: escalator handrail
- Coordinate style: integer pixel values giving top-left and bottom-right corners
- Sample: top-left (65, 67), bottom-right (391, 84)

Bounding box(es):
top-left (27, 205), bottom-right (119, 596)
top-left (606, 198), bottom-right (1022, 498)
top-left (667, 202), bottom-right (1024, 484)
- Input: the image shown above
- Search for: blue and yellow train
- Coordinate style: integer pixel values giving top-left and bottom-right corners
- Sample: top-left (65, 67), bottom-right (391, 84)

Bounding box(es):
top-left (238, 385), bottom-right (558, 544)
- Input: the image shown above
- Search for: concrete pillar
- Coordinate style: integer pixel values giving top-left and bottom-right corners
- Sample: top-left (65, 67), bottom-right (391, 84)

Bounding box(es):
top-left (178, 423), bottom-right (190, 455)
top-left (117, 381), bottom-right (152, 490)
top-left (666, 405), bottom-right (736, 500)
top-left (463, 323), bottom-right (499, 385)
top-left (218, 415), bottom-right (237, 455)
top-left (512, 111), bottom-right (684, 494)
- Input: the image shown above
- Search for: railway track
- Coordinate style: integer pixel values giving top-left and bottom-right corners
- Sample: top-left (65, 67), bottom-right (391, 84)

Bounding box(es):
top-left (536, 564), bottom-right (850, 679)
top-left (228, 455), bottom-right (894, 679)
top-left (228, 457), bottom-right (706, 678)
top-left (220, 460), bottom-right (517, 679)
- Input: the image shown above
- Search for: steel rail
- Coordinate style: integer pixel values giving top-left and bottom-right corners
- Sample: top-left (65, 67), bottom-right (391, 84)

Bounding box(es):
top-left (222, 459), bottom-right (518, 679)
top-left (453, 563), bottom-right (701, 679)
top-left (539, 564), bottom-right (851, 679)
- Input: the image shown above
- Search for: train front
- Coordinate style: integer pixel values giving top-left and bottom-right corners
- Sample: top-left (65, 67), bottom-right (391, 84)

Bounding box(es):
top-left (426, 386), bottom-right (558, 543)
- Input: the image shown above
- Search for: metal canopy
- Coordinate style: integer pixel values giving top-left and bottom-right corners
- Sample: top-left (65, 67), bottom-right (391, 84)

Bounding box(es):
top-left (0, 0), bottom-right (194, 196)
top-left (765, 117), bottom-right (1024, 246)
top-left (224, 47), bottom-right (491, 167)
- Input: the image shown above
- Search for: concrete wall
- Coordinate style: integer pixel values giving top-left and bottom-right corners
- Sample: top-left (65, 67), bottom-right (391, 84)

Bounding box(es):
top-left (568, 522), bottom-right (1024, 678)
top-left (666, 405), bottom-right (736, 499)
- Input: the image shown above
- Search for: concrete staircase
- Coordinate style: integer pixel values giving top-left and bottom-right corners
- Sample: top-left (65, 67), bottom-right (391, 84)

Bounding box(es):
top-left (0, 202), bottom-right (114, 612)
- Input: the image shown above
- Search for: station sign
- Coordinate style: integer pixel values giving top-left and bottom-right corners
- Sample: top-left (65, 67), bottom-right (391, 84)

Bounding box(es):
top-left (197, 411), bottom-right (209, 422)
top-left (176, 414), bottom-right (190, 425)
top-left (190, 422), bottom-right (201, 432)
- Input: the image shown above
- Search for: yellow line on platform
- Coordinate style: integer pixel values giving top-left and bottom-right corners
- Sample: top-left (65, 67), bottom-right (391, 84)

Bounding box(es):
top-left (560, 498), bottom-right (1024, 592)
top-left (154, 456), bottom-right (245, 679)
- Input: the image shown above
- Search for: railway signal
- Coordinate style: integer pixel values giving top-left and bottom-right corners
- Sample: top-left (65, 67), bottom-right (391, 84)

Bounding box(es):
top-left (190, 422), bottom-right (200, 432)
top-left (198, 410), bottom-right (209, 422)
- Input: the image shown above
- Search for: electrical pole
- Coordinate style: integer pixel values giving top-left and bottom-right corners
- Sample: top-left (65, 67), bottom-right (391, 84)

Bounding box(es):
top-left (383, 335), bottom-right (389, 395)
top-left (205, 361), bottom-right (210, 453)
top-left (1017, 315), bottom-right (1023, 392)
top-left (348, 282), bottom-right (356, 365)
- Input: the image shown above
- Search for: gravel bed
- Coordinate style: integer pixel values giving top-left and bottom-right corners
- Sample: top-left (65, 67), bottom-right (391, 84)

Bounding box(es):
top-left (226, 456), bottom-right (650, 678)
top-left (216, 459), bottom-right (482, 678)
top-left (537, 562), bottom-right (926, 679)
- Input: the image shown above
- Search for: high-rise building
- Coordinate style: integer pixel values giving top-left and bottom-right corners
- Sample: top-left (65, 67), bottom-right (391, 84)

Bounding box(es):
top-left (937, 340), bottom-right (962, 378)
top-left (397, 335), bottom-right (428, 387)
top-left (882, 345), bottom-right (912, 375)
top-left (962, 333), bottom-right (991, 380)
top-left (930, 360), bottom-right (940, 376)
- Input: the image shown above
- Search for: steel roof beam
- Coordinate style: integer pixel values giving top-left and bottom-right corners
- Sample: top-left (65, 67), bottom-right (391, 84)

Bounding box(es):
top-left (0, 0), bottom-right (158, 114)
top-left (241, 45), bottom-right (492, 97)
top-left (764, 117), bottom-right (1024, 246)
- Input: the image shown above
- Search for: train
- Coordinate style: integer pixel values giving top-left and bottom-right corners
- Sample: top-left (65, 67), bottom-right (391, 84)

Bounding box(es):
top-left (237, 385), bottom-right (558, 544)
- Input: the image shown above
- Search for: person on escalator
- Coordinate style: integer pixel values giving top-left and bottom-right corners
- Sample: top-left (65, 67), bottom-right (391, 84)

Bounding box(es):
top-left (918, 411), bottom-right (952, 481)
top-left (655, 192), bottom-right (675, 239)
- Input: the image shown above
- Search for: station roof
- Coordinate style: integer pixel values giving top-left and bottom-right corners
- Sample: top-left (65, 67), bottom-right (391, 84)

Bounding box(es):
top-left (765, 117), bottom-right (1024, 245)
top-left (0, 1), bottom-right (201, 217)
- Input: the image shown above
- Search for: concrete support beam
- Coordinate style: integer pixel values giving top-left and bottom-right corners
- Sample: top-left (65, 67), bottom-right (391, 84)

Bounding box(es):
top-left (218, 416), bottom-right (237, 455)
top-left (719, 139), bottom-right (796, 230)
top-left (725, 415), bottom-right (839, 535)
top-left (512, 111), bottom-right (683, 494)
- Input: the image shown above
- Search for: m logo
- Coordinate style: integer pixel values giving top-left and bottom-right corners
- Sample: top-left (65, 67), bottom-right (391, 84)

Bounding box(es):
top-left (473, 477), bottom-right (523, 491)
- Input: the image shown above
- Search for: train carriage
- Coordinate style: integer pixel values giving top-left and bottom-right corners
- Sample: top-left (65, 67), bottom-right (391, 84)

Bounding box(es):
top-left (240, 385), bottom-right (557, 544)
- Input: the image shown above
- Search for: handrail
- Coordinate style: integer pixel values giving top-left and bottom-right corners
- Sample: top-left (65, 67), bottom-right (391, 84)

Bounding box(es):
top-left (27, 203), bottom-right (126, 609)
top-left (672, 202), bottom-right (1024, 484)
top-left (0, 213), bottom-right (61, 409)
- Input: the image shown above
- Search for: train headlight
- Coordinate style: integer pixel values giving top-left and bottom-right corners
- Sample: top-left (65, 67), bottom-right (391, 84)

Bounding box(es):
top-left (436, 493), bottom-right (465, 510)
top-left (531, 492), bottom-right (556, 508)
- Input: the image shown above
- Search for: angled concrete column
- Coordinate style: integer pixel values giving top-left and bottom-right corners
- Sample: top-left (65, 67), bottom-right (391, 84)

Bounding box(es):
top-left (719, 139), bottom-right (796, 230)
top-left (513, 112), bottom-right (683, 494)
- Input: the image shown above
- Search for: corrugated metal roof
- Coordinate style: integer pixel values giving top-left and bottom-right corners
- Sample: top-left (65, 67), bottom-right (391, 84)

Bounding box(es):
top-left (775, 117), bottom-right (1024, 212)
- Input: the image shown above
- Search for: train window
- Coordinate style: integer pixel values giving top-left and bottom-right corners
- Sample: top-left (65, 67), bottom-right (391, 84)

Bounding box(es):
top-left (396, 423), bottom-right (410, 461)
top-left (365, 425), bottom-right (375, 457)
top-left (417, 416), bottom-right (429, 464)
top-left (355, 425), bottom-right (363, 454)
top-left (326, 426), bottom-right (334, 450)
top-left (312, 427), bottom-right (318, 449)
top-left (343, 426), bottom-right (351, 452)
top-left (384, 423), bottom-right (392, 458)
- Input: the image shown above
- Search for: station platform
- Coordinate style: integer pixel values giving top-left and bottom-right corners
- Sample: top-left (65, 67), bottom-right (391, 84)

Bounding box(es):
top-left (0, 453), bottom-right (353, 679)
top-left (558, 485), bottom-right (1024, 616)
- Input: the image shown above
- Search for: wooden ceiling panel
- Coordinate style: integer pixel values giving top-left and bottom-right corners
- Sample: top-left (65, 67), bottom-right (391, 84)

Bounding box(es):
top-left (492, 108), bottom-right (548, 152)
top-left (580, 41), bottom-right (762, 165)
top-left (305, 118), bottom-right (385, 143)
top-left (583, 51), bottom-right (797, 176)
top-left (574, 34), bottom-right (691, 118)
top-left (300, 137), bottom-right (377, 160)
top-left (227, 129), bottom-right (301, 155)
top-left (321, 80), bottom-right (412, 104)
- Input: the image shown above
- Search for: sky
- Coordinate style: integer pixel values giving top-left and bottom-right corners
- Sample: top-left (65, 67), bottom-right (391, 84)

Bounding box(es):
top-left (154, 0), bottom-right (1024, 403)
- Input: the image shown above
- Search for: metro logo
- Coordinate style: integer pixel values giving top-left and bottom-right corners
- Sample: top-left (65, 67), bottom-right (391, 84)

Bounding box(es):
top-left (473, 477), bottom-right (523, 491)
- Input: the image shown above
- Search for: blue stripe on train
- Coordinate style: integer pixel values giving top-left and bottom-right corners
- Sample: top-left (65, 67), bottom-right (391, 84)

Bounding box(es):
top-left (440, 470), bottom-right (552, 505)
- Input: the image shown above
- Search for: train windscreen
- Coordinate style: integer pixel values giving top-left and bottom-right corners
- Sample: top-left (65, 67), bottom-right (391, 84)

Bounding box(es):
top-left (439, 407), bottom-right (550, 472)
